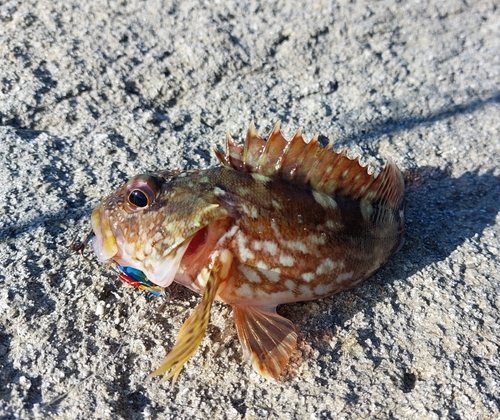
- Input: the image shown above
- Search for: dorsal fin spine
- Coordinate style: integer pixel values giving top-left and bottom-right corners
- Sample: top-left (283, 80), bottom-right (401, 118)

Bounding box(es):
top-left (304, 138), bottom-right (329, 184)
top-left (243, 121), bottom-right (257, 169)
top-left (280, 131), bottom-right (307, 181)
top-left (293, 137), bottom-right (319, 184)
top-left (219, 122), bottom-right (404, 208)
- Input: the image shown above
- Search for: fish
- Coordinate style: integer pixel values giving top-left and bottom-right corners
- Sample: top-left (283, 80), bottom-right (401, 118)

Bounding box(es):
top-left (87, 121), bottom-right (405, 384)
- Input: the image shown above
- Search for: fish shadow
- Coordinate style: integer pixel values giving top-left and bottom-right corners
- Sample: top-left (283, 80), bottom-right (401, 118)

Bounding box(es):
top-left (279, 166), bottom-right (500, 381)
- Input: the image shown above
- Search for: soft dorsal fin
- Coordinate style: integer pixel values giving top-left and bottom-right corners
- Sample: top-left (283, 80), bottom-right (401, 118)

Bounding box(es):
top-left (214, 121), bottom-right (404, 209)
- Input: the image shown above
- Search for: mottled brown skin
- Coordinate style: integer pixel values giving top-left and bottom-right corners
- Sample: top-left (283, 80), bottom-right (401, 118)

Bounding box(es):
top-left (196, 166), bottom-right (403, 305)
top-left (89, 122), bottom-right (405, 383)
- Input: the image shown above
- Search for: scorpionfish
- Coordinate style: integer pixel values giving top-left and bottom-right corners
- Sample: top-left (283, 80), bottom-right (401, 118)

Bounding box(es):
top-left (89, 122), bottom-right (405, 384)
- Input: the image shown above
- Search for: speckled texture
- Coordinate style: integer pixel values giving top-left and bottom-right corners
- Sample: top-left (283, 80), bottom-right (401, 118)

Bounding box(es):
top-left (0, 0), bottom-right (499, 419)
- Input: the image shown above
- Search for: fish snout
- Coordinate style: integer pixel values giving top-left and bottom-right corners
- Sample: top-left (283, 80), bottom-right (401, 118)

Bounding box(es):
top-left (91, 206), bottom-right (118, 262)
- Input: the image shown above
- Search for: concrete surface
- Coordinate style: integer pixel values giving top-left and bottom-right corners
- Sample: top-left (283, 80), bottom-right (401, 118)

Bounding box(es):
top-left (1, 0), bottom-right (499, 419)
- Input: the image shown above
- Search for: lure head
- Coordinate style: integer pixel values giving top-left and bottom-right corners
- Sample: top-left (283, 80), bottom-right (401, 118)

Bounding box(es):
top-left (90, 171), bottom-right (228, 287)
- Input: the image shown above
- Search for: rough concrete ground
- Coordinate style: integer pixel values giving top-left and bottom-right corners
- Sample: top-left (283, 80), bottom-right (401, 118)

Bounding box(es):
top-left (0, 0), bottom-right (499, 419)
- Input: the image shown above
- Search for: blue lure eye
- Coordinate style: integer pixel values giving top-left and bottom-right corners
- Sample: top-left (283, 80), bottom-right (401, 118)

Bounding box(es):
top-left (128, 189), bottom-right (149, 207)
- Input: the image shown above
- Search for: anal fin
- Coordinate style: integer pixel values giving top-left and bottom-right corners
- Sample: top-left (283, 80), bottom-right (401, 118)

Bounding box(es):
top-left (148, 253), bottom-right (222, 386)
top-left (233, 305), bottom-right (297, 380)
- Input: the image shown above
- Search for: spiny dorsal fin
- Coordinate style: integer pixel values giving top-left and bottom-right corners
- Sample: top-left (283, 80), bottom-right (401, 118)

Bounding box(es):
top-left (215, 121), bottom-right (404, 209)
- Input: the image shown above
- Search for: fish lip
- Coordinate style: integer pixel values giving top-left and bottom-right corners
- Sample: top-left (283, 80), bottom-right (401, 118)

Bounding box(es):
top-left (90, 204), bottom-right (194, 289)
top-left (91, 206), bottom-right (118, 262)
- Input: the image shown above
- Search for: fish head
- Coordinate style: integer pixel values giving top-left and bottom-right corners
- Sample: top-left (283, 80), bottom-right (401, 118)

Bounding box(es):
top-left (91, 171), bottom-right (227, 288)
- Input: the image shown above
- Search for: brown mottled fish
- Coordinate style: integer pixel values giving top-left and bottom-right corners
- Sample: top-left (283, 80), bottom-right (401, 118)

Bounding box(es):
top-left (88, 122), bottom-right (405, 384)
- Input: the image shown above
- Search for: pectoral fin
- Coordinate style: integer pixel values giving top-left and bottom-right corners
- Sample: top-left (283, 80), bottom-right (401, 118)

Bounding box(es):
top-left (149, 252), bottom-right (222, 386)
top-left (232, 305), bottom-right (297, 380)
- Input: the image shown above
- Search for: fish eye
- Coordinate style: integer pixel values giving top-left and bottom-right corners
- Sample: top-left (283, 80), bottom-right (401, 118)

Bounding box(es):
top-left (128, 189), bottom-right (149, 207)
top-left (124, 176), bottom-right (159, 211)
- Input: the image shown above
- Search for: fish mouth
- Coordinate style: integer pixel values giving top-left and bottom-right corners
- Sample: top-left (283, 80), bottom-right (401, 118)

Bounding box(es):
top-left (90, 205), bottom-right (194, 288)
top-left (91, 206), bottom-right (119, 262)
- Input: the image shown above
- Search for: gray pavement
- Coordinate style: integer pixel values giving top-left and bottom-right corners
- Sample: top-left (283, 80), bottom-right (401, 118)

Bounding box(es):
top-left (0, 0), bottom-right (499, 418)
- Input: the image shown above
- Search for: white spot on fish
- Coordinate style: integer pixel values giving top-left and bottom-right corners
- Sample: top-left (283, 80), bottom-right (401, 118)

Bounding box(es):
top-left (325, 219), bottom-right (343, 230)
top-left (336, 271), bottom-right (354, 283)
top-left (235, 283), bottom-right (254, 297)
top-left (256, 261), bottom-right (268, 270)
top-left (284, 279), bottom-right (296, 290)
top-left (213, 187), bottom-right (225, 196)
top-left (361, 200), bottom-right (374, 220)
top-left (284, 240), bottom-right (308, 253)
top-left (263, 241), bottom-right (278, 255)
top-left (239, 265), bottom-right (261, 283)
top-left (240, 203), bottom-right (250, 216)
top-left (299, 284), bottom-right (314, 297)
top-left (279, 254), bottom-right (295, 267)
top-left (236, 231), bottom-right (255, 262)
top-left (316, 258), bottom-right (337, 275)
top-left (271, 199), bottom-right (282, 210)
top-left (301, 272), bottom-right (315, 282)
top-left (312, 190), bottom-right (337, 209)
top-left (241, 203), bottom-right (259, 218)
top-left (341, 169), bottom-right (349, 179)
top-left (252, 240), bottom-right (278, 255)
top-left (252, 240), bottom-right (263, 251)
top-left (308, 234), bottom-right (326, 245)
top-left (237, 187), bottom-right (252, 196)
top-left (255, 290), bottom-right (294, 302)
top-left (314, 283), bottom-right (335, 295)
top-left (260, 268), bottom-right (280, 283)
top-left (225, 225), bottom-right (239, 238)
top-left (324, 164), bottom-right (334, 176)
top-left (251, 173), bottom-right (271, 183)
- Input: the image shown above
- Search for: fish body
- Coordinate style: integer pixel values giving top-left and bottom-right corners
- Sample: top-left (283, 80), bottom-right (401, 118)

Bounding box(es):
top-left (90, 122), bottom-right (405, 383)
